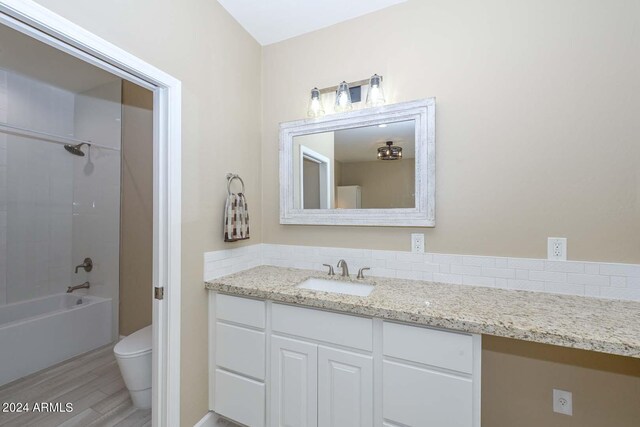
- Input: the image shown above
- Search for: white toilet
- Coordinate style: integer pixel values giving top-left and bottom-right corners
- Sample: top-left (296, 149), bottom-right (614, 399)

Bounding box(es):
top-left (114, 325), bottom-right (152, 409)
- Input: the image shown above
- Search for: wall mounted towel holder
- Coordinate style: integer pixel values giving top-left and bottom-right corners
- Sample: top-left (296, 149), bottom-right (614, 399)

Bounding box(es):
top-left (226, 173), bottom-right (245, 195)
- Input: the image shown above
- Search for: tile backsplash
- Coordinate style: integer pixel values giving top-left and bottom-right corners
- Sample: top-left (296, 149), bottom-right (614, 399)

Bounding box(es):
top-left (204, 244), bottom-right (640, 302)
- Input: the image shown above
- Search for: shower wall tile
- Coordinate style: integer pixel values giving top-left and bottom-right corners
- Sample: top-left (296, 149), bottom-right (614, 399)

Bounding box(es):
top-left (1, 68), bottom-right (74, 305)
top-left (73, 80), bottom-right (122, 340)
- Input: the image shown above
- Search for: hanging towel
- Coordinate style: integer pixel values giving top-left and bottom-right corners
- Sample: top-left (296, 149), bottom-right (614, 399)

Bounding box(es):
top-left (224, 192), bottom-right (250, 242)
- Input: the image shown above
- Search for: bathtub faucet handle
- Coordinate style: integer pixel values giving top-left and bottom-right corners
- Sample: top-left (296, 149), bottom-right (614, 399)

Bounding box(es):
top-left (74, 257), bottom-right (93, 274)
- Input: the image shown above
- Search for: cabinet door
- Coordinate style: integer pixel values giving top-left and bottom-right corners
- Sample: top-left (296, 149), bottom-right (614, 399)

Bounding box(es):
top-left (383, 360), bottom-right (473, 427)
top-left (271, 335), bottom-right (318, 427)
top-left (318, 346), bottom-right (373, 427)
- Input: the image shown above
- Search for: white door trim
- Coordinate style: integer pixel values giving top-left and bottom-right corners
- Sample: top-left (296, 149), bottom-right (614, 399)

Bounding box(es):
top-left (0, 1), bottom-right (182, 426)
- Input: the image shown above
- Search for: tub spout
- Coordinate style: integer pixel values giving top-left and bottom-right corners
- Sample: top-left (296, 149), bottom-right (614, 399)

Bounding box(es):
top-left (67, 282), bottom-right (90, 293)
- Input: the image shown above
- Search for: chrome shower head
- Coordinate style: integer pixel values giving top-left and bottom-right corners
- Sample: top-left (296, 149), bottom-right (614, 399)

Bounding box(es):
top-left (64, 143), bottom-right (88, 157)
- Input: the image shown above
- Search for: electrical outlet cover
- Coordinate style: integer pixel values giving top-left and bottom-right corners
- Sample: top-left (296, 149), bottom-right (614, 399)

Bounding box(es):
top-left (553, 389), bottom-right (573, 416)
top-left (411, 233), bottom-right (425, 253)
top-left (547, 237), bottom-right (567, 261)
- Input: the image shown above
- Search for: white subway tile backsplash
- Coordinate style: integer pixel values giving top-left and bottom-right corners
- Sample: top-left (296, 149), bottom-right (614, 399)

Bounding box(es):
top-left (567, 273), bottom-right (610, 287)
top-left (462, 275), bottom-right (495, 287)
top-left (584, 263), bottom-right (600, 275)
top-left (450, 264), bottom-right (482, 276)
top-left (463, 256), bottom-right (496, 268)
top-left (482, 267), bottom-right (516, 279)
top-left (598, 263), bottom-right (640, 277)
top-left (508, 279), bottom-right (545, 292)
top-left (529, 270), bottom-right (566, 283)
top-left (610, 276), bottom-right (627, 288)
top-left (544, 282), bottom-right (585, 296)
top-left (432, 254), bottom-right (464, 265)
top-left (433, 273), bottom-right (463, 285)
top-left (545, 261), bottom-right (584, 273)
top-left (507, 258), bottom-right (545, 271)
top-left (203, 243), bottom-right (640, 303)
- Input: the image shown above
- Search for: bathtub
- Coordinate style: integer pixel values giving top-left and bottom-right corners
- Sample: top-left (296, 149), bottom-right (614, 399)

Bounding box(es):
top-left (0, 293), bottom-right (112, 386)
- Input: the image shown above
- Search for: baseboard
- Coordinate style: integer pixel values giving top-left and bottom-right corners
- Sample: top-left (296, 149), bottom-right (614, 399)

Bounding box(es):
top-left (194, 411), bottom-right (240, 427)
top-left (193, 411), bottom-right (216, 427)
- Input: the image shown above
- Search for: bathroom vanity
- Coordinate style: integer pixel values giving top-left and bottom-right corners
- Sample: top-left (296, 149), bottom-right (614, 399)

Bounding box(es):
top-left (205, 265), bottom-right (640, 427)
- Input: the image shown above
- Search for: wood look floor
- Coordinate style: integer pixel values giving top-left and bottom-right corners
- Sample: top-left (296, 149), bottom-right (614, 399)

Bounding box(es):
top-left (0, 344), bottom-right (151, 427)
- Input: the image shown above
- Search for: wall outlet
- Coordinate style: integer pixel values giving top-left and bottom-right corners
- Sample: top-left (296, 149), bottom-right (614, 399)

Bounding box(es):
top-left (547, 237), bottom-right (567, 261)
top-left (553, 389), bottom-right (573, 416)
top-left (411, 233), bottom-right (425, 253)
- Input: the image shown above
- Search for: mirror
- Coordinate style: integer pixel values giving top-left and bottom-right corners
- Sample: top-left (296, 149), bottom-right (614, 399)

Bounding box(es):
top-left (280, 98), bottom-right (435, 227)
top-left (293, 120), bottom-right (416, 210)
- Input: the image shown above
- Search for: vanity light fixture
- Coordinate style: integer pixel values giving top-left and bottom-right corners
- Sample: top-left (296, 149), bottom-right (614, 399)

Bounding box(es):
top-left (334, 81), bottom-right (353, 112)
top-left (366, 74), bottom-right (386, 106)
top-left (307, 87), bottom-right (325, 118)
top-left (377, 140), bottom-right (402, 160)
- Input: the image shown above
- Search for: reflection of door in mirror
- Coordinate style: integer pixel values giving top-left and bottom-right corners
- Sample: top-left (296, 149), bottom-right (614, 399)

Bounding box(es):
top-left (302, 158), bottom-right (320, 208)
top-left (293, 133), bottom-right (334, 209)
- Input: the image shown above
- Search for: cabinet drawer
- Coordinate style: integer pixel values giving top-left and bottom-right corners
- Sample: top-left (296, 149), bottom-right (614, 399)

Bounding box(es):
top-left (383, 322), bottom-right (473, 374)
top-left (216, 322), bottom-right (265, 380)
top-left (272, 303), bottom-right (373, 351)
top-left (383, 360), bottom-right (473, 427)
top-left (216, 293), bottom-right (265, 329)
top-left (214, 369), bottom-right (265, 427)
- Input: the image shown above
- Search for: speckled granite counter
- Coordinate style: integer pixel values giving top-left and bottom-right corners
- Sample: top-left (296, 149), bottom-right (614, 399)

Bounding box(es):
top-left (205, 265), bottom-right (640, 358)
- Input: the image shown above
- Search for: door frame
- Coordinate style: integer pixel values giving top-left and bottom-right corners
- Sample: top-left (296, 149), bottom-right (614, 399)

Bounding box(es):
top-left (0, 1), bottom-right (182, 426)
top-left (299, 145), bottom-right (331, 209)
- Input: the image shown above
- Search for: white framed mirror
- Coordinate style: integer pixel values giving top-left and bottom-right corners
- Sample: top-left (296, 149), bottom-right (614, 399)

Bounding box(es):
top-left (279, 98), bottom-right (435, 227)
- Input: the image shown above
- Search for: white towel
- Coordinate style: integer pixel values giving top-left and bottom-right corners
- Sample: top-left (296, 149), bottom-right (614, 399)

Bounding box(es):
top-left (224, 192), bottom-right (250, 242)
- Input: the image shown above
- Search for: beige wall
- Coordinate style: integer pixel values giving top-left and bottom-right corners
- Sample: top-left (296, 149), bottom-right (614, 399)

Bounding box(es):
top-left (339, 159), bottom-right (415, 208)
top-left (119, 80), bottom-right (153, 337)
top-left (483, 337), bottom-right (640, 426)
top-left (32, 1), bottom-right (262, 424)
top-left (262, 0), bottom-right (640, 263)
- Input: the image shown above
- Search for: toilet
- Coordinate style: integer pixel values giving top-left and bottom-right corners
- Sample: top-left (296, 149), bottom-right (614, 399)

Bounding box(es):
top-left (114, 325), bottom-right (152, 409)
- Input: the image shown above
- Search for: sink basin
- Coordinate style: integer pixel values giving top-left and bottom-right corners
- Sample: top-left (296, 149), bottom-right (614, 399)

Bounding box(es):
top-left (297, 278), bottom-right (374, 297)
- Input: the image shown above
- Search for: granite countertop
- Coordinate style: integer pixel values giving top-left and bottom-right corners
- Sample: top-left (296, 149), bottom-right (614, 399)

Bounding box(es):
top-left (205, 265), bottom-right (640, 358)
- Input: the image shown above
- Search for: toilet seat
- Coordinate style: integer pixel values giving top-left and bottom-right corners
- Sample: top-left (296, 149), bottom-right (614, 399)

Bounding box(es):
top-left (114, 325), bottom-right (152, 358)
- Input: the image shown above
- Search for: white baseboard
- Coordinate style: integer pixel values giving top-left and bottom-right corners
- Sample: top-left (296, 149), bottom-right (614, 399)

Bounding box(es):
top-left (193, 411), bottom-right (216, 427)
top-left (194, 411), bottom-right (240, 427)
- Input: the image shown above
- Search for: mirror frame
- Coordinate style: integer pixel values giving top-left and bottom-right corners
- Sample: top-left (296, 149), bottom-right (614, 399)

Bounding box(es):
top-left (279, 98), bottom-right (435, 227)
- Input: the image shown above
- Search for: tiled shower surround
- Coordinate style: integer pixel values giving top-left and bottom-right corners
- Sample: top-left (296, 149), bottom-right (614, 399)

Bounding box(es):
top-left (204, 244), bottom-right (640, 302)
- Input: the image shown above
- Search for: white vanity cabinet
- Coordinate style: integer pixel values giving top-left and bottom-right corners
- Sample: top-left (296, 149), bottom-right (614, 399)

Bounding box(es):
top-left (209, 293), bottom-right (480, 427)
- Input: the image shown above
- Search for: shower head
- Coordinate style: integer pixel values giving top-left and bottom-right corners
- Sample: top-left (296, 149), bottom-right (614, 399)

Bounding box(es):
top-left (64, 143), bottom-right (89, 157)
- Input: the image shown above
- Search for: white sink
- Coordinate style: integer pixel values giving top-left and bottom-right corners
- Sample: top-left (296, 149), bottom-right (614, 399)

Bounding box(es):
top-left (297, 278), bottom-right (374, 297)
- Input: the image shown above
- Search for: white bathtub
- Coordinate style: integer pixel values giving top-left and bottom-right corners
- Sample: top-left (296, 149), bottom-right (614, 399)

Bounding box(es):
top-left (0, 293), bottom-right (112, 386)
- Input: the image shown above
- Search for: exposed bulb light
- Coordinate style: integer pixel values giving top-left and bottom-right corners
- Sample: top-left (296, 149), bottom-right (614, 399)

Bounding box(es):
top-left (366, 74), bottom-right (386, 107)
top-left (377, 141), bottom-right (402, 160)
top-left (307, 87), bottom-right (325, 118)
top-left (334, 81), bottom-right (352, 112)
top-left (378, 124), bottom-right (388, 128)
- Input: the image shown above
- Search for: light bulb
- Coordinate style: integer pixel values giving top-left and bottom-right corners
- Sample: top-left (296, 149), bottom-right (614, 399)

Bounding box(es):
top-left (334, 81), bottom-right (352, 112)
top-left (366, 74), bottom-right (386, 107)
top-left (307, 87), bottom-right (325, 118)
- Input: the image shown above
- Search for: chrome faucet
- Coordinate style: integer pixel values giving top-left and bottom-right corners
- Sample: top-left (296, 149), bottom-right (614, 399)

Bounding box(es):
top-left (74, 257), bottom-right (93, 274)
top-left (337, 259), bottom-right (349, 277)
top-left (67, 281), bottom-right (90, 293)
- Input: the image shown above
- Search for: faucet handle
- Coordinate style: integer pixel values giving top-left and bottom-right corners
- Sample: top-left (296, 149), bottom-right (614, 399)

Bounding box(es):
top-left (322, 264), bottom-right (335, 276)
top-left (357, 267), bottom-right (371, 279)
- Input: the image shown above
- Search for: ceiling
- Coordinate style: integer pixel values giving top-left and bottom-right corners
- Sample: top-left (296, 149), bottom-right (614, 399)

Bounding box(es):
top-left (0, 23), bottom-right (120, 93)
top-left (335, 120), bottom-right (415, 163)
top-left (216, 0), bottom-right (408, 45)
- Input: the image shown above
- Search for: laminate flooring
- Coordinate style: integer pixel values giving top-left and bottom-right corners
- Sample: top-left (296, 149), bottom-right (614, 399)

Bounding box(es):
top-left (0, 344), bottom-right (151, 427)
